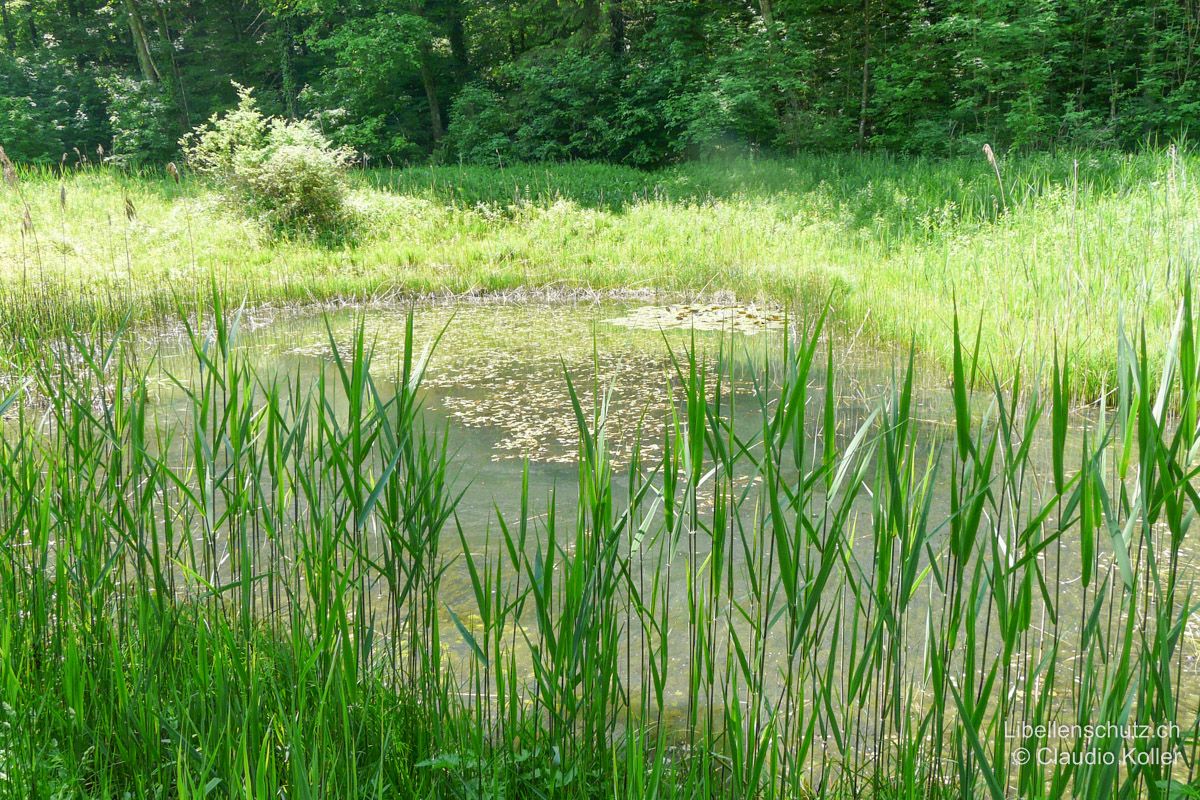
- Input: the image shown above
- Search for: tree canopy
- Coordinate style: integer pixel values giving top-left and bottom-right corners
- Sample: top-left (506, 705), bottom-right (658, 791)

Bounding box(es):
top-left (1, 0), bottom-right (1198, 166)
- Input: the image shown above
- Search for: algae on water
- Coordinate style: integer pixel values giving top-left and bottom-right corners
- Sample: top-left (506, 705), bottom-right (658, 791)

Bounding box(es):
top-left (603, 304), bottom-right (784, 334)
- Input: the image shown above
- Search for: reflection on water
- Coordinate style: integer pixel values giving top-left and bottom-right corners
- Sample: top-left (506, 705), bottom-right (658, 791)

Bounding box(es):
top-left (146, 298), bottom-right (942, 549)
top-left (153, 298), bottom-right (936, 460)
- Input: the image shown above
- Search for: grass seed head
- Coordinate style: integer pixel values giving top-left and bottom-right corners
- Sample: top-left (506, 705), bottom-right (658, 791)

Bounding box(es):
top-left (0, 147), bottom-right (17, 189)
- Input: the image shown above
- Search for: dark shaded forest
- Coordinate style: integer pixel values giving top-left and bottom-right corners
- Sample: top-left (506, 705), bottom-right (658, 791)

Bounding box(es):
top-left (2, 0), bottom-right (1199, 165)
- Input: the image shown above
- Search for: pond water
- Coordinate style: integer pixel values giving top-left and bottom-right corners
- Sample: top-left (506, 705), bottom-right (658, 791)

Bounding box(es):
top-left (145, 298), bottom-right (947, 551)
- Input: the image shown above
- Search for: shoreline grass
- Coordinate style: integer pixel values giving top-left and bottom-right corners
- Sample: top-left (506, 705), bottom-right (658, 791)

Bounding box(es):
top-left (0, 148), bottom-right (1195, 401)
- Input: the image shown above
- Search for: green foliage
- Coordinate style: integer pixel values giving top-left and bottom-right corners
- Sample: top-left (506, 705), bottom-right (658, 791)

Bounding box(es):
top-left (0, 95), bottom-right (53, 163)
top-left (101, 75), bottom-right (178, 166)
top-left (183, 86), bottom-right (355, 235)
top-left (444, 82), bottom-right (513, 166)
top-left (444, 48), bottom-right (623, 163)
top-left (3, 0), bottom-right (1200, 163)
top-left (0, 50), bottom-right (105, 164)
top-left (868, 0), bottom-right (1061, 153)
top-left (302, 11), bottom-right (428, 160)
top-left (11, 606), bottom-right (426, 794)
top-left (444, 5), bottom-right (812, 166)
top-left (660, 10), bottom-right (809, 156)
top-left (504, 48), bottom-right (623, 162)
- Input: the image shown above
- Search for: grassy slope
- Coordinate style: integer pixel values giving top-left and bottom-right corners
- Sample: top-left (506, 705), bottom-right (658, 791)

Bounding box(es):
top-left (1, 149), bottom-right (1195, 396)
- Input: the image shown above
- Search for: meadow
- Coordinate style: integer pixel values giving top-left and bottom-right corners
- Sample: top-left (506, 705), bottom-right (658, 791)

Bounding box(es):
top-left (1, 148), bottom-right (1197, 399)
top-left (3, 151), bottom-right (1200, 798)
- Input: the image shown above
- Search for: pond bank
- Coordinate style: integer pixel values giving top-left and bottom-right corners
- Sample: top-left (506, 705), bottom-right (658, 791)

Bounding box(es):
top-left (0, 151), bottom-right (1194, 401)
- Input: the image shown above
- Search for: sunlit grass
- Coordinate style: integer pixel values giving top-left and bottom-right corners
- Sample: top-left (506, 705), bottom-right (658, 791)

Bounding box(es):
top-left (1, 148), bottom-right (1196, 398)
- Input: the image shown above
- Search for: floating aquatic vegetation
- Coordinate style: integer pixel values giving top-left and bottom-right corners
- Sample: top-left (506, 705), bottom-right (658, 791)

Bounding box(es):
top-left (436, 350), bottom-right (679, 464)
top-left (278, 301), bottom-right (775, 464)
top-left (603, 303), bottom-right (784, 334)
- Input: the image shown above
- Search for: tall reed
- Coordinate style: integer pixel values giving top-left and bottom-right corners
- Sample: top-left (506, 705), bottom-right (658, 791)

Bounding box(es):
top-left (2, 287), bottom-right (1199, 797)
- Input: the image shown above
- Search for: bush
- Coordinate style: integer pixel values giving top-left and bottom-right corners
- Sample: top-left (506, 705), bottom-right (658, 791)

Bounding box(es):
top-left (444, 83), bottom-right (514, 166)
top-left (182, 85), bottom-right (355, 236)
top-left (0, 50), bottom-right (107, 164)
top-left (0, 95), bottom-right (55, 163)
top-left (102, 75), bottom-right (178, 166)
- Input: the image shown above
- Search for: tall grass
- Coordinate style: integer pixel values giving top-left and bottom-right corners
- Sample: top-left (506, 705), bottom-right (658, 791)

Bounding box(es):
top-left (1, 147), bottom-right (1198, 398)
top-left (3, 282), bottom-right (1199, 796)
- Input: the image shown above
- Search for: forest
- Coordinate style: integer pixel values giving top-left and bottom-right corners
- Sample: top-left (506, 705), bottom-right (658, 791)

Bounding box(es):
top-left (2, 0), bottom-right (1200, 166)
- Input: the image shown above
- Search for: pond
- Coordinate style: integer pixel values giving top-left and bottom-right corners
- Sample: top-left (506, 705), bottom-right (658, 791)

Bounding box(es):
top-left (139, 299), bottom-right (951, 557)
top-left (145, 298), bottom-right (944, 537)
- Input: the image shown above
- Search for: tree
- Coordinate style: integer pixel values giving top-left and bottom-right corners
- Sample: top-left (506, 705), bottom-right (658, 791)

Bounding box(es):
top-left (2, 0), bottom-right (1200, 164)
top-left (122, 0), bottom-right (161, 83)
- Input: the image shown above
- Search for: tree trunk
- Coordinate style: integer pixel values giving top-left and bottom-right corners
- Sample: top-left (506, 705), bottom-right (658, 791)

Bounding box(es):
top-left (857, 0), bottom-right (871, 147)
top-left (155, 1), bottom-right (190, 126)
top-left (419, 59), bottom-right (444, 140)
top-left (123, 0), bottom-right (160, 83)
top-left (446, 0), bottom-right (469, 78)
top-left (25, 0), bottom-right (36, 48)
top-left (409, 1), bottom-right (444, 140)
top-left (609, 0), bottom-right (625, 55)
top-left (0, 0), bottom-right (14, 54)
top-left (758, 0), bottom-right (774, 28)
top-left (581, 0), bottom-right (602, 38)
